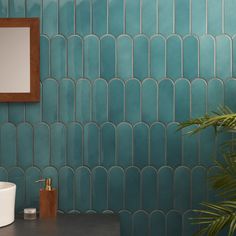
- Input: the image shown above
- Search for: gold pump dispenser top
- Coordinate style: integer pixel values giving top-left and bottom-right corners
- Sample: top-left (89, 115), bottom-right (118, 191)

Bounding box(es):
top-left (36, 178), bottom-right (52, 191)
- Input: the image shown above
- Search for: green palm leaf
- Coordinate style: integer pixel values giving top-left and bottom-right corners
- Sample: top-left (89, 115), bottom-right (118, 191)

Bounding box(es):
top-left (191, 201), bottom-right (236, 236)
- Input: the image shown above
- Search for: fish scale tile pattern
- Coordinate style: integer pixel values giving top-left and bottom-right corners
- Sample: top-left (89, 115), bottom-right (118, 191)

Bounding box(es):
top-left (0, 0), bottom-right (235, 235)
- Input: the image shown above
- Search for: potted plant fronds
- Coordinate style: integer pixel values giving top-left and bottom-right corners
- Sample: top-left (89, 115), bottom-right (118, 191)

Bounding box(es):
top-left (178, 106), bottom-right (236, 236)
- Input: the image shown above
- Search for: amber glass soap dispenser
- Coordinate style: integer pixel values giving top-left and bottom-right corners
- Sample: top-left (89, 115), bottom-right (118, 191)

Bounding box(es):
top-left (37, 178), bottom-right (57, 218)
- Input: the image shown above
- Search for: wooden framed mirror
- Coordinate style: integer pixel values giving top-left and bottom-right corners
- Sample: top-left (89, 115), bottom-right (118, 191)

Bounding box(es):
top-left (0, 18), bottom-right (39, 102)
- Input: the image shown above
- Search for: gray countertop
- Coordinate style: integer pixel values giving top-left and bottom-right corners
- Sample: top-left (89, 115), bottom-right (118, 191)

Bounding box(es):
top-left (0, 214), bottom-right (120, 236)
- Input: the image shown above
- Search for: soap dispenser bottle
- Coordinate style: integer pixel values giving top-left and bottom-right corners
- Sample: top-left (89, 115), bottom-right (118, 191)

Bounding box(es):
top-left (37, 178), bottom-right (57, 218)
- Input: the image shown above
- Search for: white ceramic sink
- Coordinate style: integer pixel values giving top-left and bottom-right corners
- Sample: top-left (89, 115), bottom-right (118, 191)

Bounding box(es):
top-left (0, 182), bottom-right (16, 227)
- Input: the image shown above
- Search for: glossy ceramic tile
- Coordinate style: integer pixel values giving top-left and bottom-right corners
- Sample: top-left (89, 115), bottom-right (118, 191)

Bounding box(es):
top-left (100, 35), bottom-right (116, 80)
top-left (150, 35), bottom-right (166, 80)
top-left (75, 0), bottom-right (91, 36)
top-left (1, 1), bottom-right (236, 235)
top-left (175, 0), bottom-right (189, 36)
top-left (134, 35), bottom-right (149, 80)
top-left (17, 123), bottom-right (33, 170)
top-left (92, 0), bottom-right (107, 36)
top-left (108, 0), bottom-right (124, 36)
top-left (34, 123), bottom-right (50, 169)
top-left (68, 35), bottom-right (83, 79)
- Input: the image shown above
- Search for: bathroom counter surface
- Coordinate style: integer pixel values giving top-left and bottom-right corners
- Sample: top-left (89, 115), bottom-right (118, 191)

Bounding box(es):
top-left (0, 214), bottom-right (120, 236)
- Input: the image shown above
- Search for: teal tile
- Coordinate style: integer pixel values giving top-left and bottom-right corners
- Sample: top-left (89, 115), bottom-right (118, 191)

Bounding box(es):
top-left (225, 79), bottom-right (236, 110)
top-left (117, 35), bottom-right (133, 80)
top-left (76, 79), bottom-right (91, 123)
top-left (208, 79), bottom-right (224, 113)
top-left (117, 122), bottom-right (132, 167)
top-left (167, 35), bottom-right (182, 80)
top-left (216, 35), bottom-right (232, 80)
top-left (158, 166), bottom-right (173, 212)
top-left (75, 167), bottom-right (91, 212)
top-left (207, 166), bottom-right (222, 202)
top-left (0, 103), bottom-right (8, 124)
top-left (200, 128), bottom-right (216, 167)
top-left (224, 0), bottom-right (236, 36)
top-left (133, 123), bottom-right (149, 168)
top-left (101, 123), bottom-right (116, 168)
top-left (191, 166), bottom-right (207, 209)
top-left (92, 0), bottom-right (107, 36)
top-left (51, 36), bottom-right (67, 80)
top-left (0, 167), bottom-right (7, 181)
top-left (191, 79), bottom-right (207, 118)
top-left (183, 210), bottom-right (199, 236)
top-left (42, 79), bottom-right (58, 123)
top-left (108, 79), bottom-right (125, 124)
top-left (8, 103), bottom-right (25, 124)
top-left (93, 79), bottom-right (108, 124)
top-left (120, 210), bottom-right (132, 236)
top-left (183, 126), bottom-right (199, 168)
top-left (125, 79), bottom-right (141, 124)
top-left (43, 0), bottom-right (58, 37)
top-left (159, 79), bottom-right (174, 124)
top-left (34, 123), bottom-right (50, 169)
top-left (40, 35), bottom-right (50, 81)
top-left (84, 35), bottom-right (99, 80)
top-left (75, 0), bottom-right (91, 36)
top-left (150, 211), bottom-right (166, 236)
top-left (42, 166), bottom-right (58, 189)
top-left (207, 0), bottom-right (222, 35)
top-left (92, 167), bottom-right (108, 212)
top-left (125, 0), bottom-right (140, 36)
top-left (142, 167), bottom-right (158, 212)
top-left (167, 211), bottom-right (182, 236)
top-left (26, 0), bottom-right (42, 31)
top-left (175, 0), bottom-right (189, 36)
top-left (59, 79), bottom-right (75, 122)
top-left (216, 132), bottom-right (232, 162)
top-left (150, 35), bottom-right (166, 80)
top-left (142, 0), bottom-right (157, 36)
top-left (175, 79), bottom-right (190, 122)
top-left (108, 167), bottom-right (124, 211)
top-left (133, 211), bottom-right (149, 236)
top-left (158, 0), bottom-right (174, 36)
top-left (174, 167), bottom-right (191, 212)
top-left (26, 84), bottom-right (42, 123)
top-left (0, 0), bottom-right (8, 17)
top-left (8, 167), bottom-right (25, 212)
top-left (134, 35), bottom-right (149, 80)
top-left (84, 123), bottom-right (100, 168)
top-left (1, 123), bottom-right (16, 168)
top-left (183, 36), bottom-right (199, 80)
top-left (167, 123), bottom-right (182, 167)
top-left (68, 35), bottom-right (83, 79)
top-left (67, 122), bottom-right (83, 168)
top-left (125, 167), bottom-right (140, 212)
top-left (100, 35), bottom-right (116, 81)
top-left (108, 0), bottom-right (124, 36)
top-left (199, 35), bottom-right (215, 79)
top-left (233, 36), bottom-right (236, 77)
top-left (25, 167), bottom-right (41, 209)
top-left (59, 167), bottom-right (74, 212)
top-left (9, 0), bottom-right (25, 17)
top-left (17, 123), bottom-right (33, 170)
top-left (192, 0), bottom-right (206, 35)
top-left (142, 79), bottom-right (158, 124)
top-left (50, 123), bottom-right (66, 169)
top-left (59, 0), bottom-right (74, 36)
top-left (150, 122), bottom-right (166, 168)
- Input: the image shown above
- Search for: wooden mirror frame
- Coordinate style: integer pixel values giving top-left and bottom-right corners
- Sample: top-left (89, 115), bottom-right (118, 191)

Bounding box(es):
top-left (0, 18), bottom-right (39, 102)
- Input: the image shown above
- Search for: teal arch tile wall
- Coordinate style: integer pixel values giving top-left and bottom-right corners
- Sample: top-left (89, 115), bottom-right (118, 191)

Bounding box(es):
top-left (0, 0), bottom-right (236, 235)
